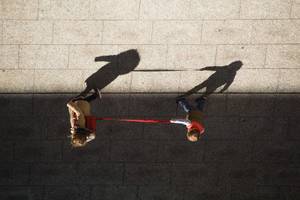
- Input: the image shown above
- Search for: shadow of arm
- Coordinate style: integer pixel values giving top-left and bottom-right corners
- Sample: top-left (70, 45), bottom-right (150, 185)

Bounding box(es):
top-left (94, 55), bottom-right (116, 62)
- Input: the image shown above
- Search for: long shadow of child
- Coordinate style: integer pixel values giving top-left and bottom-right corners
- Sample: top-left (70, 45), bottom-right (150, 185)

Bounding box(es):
top-left (179, 60), bottom-right (243, 98)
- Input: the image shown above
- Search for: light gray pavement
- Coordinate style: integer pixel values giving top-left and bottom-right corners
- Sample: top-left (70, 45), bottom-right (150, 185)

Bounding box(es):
top-left (0, 0), bottom-right (299, 93)
top-left (1, 1), bottom-right (300, 200)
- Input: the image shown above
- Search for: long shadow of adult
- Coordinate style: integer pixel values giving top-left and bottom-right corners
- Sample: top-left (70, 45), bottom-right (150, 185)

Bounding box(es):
top-left (77, 49), bottom-right (140, 97)
top-left (179, 60), bottom-right (243, 98)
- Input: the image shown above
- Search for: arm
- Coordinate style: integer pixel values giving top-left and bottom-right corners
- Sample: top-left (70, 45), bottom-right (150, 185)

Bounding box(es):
top-left (86, 132), bottom-right (96, 142)
top-left (67, 101), bottom-right (83, 119)
top-left (170, 118), bottom-right (191, 126)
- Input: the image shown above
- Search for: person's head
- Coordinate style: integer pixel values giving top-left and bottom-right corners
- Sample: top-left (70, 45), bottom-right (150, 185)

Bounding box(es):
top-left (70, 127), bottom-right (91, 148)
top-left (186, 129), bottom-right (201, 142)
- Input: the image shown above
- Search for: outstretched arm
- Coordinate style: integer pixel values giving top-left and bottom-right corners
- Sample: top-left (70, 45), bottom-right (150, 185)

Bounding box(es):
top-left (200, 66), bottom-right (223, 71)
top-left (170, 118), bottom-right (191, 126)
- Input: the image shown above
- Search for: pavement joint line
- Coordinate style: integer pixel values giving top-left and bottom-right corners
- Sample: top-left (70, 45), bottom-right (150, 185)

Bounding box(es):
top-left (3, 43), bottom-right (300, 45)
top-left (1, 18), bottom-right (300, 21)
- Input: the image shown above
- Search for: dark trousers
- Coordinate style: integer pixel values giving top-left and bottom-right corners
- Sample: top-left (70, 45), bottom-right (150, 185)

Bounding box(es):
top-left (178, 97), bottom-right (206, 113)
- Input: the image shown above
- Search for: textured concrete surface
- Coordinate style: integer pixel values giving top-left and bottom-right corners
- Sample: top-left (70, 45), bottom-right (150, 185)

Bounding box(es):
top-left (0, 0), bottom-right (299, 93)
top-left (1, 0), bottom-right (300, 199)
top-left (0, 93), bottom-right (300, 200)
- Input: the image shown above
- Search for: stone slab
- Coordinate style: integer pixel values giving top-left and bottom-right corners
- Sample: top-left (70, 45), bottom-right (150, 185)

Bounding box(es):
top-left (3, 20), bottom-right (52, 44)
top-left (103, 21), bottom-right (152, 44)
top-left (0, 0), bottom-right (38, 20)
top-left (53, 21), bottom-right (103, 44)
top-left (0, 45), bottom-right (19, 69)
top-left (152, 21), bottom-right (202, 44)
top-left (19, 45), bottom-right (68, 69)
top-left (39, 0), bottom-right (90, 19)
top-left (90, 0), bottom-right (139, 20)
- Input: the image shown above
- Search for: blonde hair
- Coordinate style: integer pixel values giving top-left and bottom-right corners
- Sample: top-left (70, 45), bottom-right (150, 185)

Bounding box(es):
top-left (187, 129), bottom-right (201, 142)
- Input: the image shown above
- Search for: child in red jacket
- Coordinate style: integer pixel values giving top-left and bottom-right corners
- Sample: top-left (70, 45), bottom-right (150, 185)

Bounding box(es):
top-left (171, 97), bottom-right (206, 142)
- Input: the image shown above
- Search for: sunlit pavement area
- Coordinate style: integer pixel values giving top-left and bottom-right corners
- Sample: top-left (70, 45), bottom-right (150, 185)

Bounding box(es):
top-left (1, 0), bottom-right (300, 199)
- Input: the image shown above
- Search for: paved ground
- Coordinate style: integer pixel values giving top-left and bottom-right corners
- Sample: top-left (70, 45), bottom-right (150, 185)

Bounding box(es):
top-left (0, 0), bottom-right (300, 200)
top-left (0, 0), bottom-right (299, 93)
top-left (1, 93), bottom-right (300, 200)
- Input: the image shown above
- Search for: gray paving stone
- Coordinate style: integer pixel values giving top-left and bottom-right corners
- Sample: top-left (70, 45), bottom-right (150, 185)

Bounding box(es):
top-left (152, 21), bottom-right (202, 44)
top-left (62, 140), bottom-right (109, 162)
top-left (167, 45), bottom-right (216, 70)
top-left (39, 0), bottom-right (90, 20)
top-left (46, 116), bottom-right (69, 139)
top-left (78, 163), bottom-right (123, 185)
top-left (131, 71), bottom-right (180, 93)
top-left (34, 70), bottom-right (84, 93)
top-left (0, 70), bottom-right (34, 93)
top-left (202, 20), bottom-right (252, 44)
top-left (90, 0), bottom-right (139, 20)
top-left (0, 94), bottom-right (33, 116)
top-left (228, 69), bottom-right (279, 93)
top-left (0, 142), bottom-right (14, 161)
top-left (288, 117), bottom-right (300, 140)
top-left (103, 21), bottom-right (152, 44)
top-left (273, 94), bottom-right (300, 117)
top-left (0, 115), bottom-right (46, 140)
top-left (14, 141), bottom-right (62, 162)
top-left (96, 121), bottom-right (144, 140)
top-left (227, 94), bottom-right (276, 116)
top-left (256, 164), bottom-right (300, 185)
top-left (253, 140), bottom-right (300, 163)
top-left (91, 185), bottom-right (138, 200)
top-left (33, 94), bottom-right (73, 116)
top-left (128, 94), bottom-right (177, 117)
top-left (125, 163), bottom-right (170, 185)
top-left (239, 117), bottom-right (288, 141)
top-left (171, 163), bottom-right (219, 186)
top-left (19, 45), bottom-right (69, 69)
top-left (91, 94), bottom-right (130, 117)
top-left (204, 117), bottom-right (240, 140)
top-left (0, 45), bottom-right (19, 69)
top-left (111, 140), bottom-right (158, 162)
top-left (204, 94), bottom-right (227, 116)
top-left (216, 45), bottom-right (266, 68)
top-left (204, 141), bottom-right (252, 162)
top-left (251, 20), bottom-right (300, 44)
top-left (0, 0), bottom-right (38, 20)
top-left (292, 0), bottom-right (300, 18)
top-left (139, 0), bottom-right (190, 19)
top-left (278, 69), bottom-right (300, 92)
top-left (138, 186), bottom-right (185, 200)
top-left (280, 186), bottom-right (300, 200)
top-left (44, 186), bottom-right (90, 200)
top-left (143, 123), bottom-right (186, 141)
top-left (0, 163), bottom-right (30, 185)
top-left (30, 163), bottom-right (77, 185)
top-left (53, 21), bottom-right (103, 44)
top-left (0, 186), bottom-right (44, 200)
top-left (184, 184), bottom-right (230, 200)
top-left (3, 20), bottom-right (52, 44)
top-left (218, 163), bottom-right (259, 186)
top-left (230, 185), bottom-right (282, 200)
top-left (190, 0), bottom-right (240, 20)
top-left (265, 45), bottom-right (300, 68)
top-left (240, 0), bottom-right (291, 19)
top-left (157, 141), bottom-right (204, 162)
